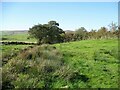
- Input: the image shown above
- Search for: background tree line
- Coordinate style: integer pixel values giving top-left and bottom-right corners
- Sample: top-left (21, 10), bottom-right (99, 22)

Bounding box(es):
top-left (28, 21), bottom-right (120, 44)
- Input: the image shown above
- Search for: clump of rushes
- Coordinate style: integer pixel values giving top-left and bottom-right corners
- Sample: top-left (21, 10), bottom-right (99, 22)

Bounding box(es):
top-left (2, 45), bottom-right (67, 89)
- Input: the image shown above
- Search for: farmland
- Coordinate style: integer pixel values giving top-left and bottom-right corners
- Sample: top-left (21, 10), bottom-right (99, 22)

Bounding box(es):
top-left (1, 31), bottom-right (37, 42)
top-left (53, 39), bottom-right (118, 88)
top-left (1, 1), bottom-right (119, 89)
top-left (1, 31), bottom-right (119, 88)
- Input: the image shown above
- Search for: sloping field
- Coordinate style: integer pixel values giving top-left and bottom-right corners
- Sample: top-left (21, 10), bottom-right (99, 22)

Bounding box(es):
top-left (1, 31), bottom-right (37, 42)
top-left (2, 39), bottom-right (119, 88)
top-left (53, 39), bottom-right (118, 88)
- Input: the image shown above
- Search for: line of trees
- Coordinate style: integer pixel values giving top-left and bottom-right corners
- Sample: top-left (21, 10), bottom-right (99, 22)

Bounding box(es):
top-left (28, 21), bottom-right (120, 44)
top-left (65, 26), bottom-right (119, 42)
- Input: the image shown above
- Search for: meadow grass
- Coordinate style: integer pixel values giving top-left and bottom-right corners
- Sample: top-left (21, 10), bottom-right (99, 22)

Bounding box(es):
top-left (1, 45), bottom-right (33, 65)
top-left (52, 39), bottom-right (118, 88)
top-left (2, 45), bottom-right (65, 88)
top-left (2, 39), bottom-right (119, 88)
top-left (1, 33), bottom-right (37, 42)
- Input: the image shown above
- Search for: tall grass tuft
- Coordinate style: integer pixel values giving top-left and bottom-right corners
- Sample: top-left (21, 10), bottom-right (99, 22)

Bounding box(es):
top-left (2, 44), bottom-right (71, 88)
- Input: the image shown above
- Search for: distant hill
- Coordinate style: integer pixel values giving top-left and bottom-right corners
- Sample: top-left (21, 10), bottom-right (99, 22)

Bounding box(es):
top-left (1, 30), bottom-right (28, 36)
top-left (65, 30), bottom-right (75, 33)
top-left (65, 30), bottom-right (74, 32)
top-left (0, 30), bottom-right (75, 36)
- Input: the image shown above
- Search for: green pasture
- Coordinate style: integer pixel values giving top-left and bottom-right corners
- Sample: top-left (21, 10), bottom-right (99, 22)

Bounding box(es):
top-left (52, 39), bottom-right (118, 88)
top-left (1, 33), bottom-right (37, 42)
top-left (1, 38), bottom-right (119, 88)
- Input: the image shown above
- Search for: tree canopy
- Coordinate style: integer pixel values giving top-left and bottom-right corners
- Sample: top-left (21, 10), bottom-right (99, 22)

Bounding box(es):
top-left (28, 21), bottom-right (65, 44)
top-left (75, 27), bottom-right (88, 40)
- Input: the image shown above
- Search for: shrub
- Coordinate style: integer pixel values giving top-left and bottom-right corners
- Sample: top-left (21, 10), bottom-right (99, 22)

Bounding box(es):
top-left (2, 45), bottom-right (65, 88)
top-left (2, 44), bottom-right (88, 88)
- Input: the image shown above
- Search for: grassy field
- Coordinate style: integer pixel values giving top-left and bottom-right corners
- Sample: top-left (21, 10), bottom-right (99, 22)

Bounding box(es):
top-left (52, 39), bottom-right (118, 88)
top-left (1, 31), bottom-right (36, 66)
top-left (2, 38), bottom-right (119, 88)
top-left (1, 31), bottom-right (37, 42)
top-left (1, 45), bottom-right (33, 65)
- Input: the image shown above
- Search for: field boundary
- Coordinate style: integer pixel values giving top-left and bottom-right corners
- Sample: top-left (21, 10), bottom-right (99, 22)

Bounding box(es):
top-left (0, 41), bottom-right (37, 45)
